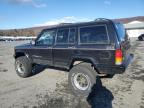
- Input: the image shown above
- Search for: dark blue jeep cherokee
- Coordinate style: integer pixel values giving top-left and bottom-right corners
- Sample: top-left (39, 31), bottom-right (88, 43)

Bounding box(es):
top-left (14, 18), bottom-right (133, 96)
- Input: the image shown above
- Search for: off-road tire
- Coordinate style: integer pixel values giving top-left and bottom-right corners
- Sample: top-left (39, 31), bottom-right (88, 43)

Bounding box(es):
top-left (15, 56), bottom-right (32, 78)
top-left (68, 62), bottom-right (97, 97)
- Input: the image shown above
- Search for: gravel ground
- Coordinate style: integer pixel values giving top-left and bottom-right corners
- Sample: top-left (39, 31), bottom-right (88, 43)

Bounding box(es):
top-left (0, 38), bottom-right (144, 108)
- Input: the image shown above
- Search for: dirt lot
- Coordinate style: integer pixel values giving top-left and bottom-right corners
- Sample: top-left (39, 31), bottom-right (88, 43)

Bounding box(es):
top-left (0, 39), bottom-right (144, 108)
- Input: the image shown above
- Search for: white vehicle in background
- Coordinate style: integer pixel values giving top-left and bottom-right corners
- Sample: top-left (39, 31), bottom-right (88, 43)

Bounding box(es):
top-left (0, 36), bottom-right (36, 42)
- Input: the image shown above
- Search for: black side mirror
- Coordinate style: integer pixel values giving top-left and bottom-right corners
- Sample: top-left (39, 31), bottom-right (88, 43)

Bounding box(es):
top-left (30, 40), bottom-right (35, 45)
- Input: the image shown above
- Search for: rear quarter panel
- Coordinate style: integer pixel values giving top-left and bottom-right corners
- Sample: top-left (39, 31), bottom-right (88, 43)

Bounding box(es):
top-left (75, 22), bottom-right (117, 66)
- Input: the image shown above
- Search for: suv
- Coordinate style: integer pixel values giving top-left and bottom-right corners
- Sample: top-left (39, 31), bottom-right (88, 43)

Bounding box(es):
top-left (14, 18), bottom-right (133, 96)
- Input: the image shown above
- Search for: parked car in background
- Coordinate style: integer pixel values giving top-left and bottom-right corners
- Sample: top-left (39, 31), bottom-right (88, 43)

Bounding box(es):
top-left (138, 34), bottom-right (144, 41)
top-left (0, 38), bottom-right (5, 41)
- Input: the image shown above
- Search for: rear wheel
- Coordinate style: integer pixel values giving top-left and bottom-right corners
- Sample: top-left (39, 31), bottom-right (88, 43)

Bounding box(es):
top-left (68, 63), bottom-right (97, 97)
top-left (15, 56), bottom-right (32, 78)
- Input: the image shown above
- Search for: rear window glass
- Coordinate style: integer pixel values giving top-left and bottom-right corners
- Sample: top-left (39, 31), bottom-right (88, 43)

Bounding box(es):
top-left (115, 23), bottom-right (125, 42)
top-left (79, 25), bottom-right (109, 44)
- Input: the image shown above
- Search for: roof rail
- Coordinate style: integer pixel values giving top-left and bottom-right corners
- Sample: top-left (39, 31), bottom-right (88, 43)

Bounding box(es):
top-left (59, 23), bottom-right (73, 25)
top-left (94, 18), bottom-right (111, 21)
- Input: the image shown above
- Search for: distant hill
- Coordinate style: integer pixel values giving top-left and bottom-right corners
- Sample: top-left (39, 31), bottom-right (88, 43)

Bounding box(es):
top-left (0, 16), bottom-right (144, 37)
top-left (113, 16), bottom-right (144, 24)
top-left (0, 29), bottom-right (35, 37)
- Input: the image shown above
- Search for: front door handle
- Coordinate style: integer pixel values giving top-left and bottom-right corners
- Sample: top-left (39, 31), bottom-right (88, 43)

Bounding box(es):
top-left (68, 46), bottom-right (75, 49)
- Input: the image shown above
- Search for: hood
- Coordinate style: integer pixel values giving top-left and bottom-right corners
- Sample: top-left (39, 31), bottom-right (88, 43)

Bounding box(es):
top-left (15, 43), bottom-right (33, 49)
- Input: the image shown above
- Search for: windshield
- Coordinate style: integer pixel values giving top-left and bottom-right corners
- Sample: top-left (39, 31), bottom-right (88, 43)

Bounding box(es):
top-left (115, 22), bottom-right (126, 42)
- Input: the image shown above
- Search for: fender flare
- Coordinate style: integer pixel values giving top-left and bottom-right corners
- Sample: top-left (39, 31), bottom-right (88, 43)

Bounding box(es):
top-left (68, 56), bottom-right (98, 69)
top-left (15, 51), bottom-right (32, 63)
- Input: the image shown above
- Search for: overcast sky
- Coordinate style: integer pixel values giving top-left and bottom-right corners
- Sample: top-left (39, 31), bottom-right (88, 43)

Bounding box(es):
top-left (0, 0), bottom-right (144, 29)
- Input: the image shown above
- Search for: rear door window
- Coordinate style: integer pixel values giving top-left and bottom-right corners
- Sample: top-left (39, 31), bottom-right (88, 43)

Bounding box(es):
top-left (79, 25), bottom-right (109, 44)
top-left (56, 28), bottom-right (69, 44)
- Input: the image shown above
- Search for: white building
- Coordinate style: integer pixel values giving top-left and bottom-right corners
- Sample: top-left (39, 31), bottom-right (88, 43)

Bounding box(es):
top-left (124, 21), bottom-right (144, 37)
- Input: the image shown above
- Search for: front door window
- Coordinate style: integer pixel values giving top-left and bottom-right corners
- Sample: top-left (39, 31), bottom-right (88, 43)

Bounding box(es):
top-left (36, 30), bottom-right (55, 46)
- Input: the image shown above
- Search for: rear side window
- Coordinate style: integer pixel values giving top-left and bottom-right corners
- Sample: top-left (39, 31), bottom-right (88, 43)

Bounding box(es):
top-left (115, 23), bottom-right (125, 42)
top-left (79, 25), bottom-right (109, 44)
top-left (56, 29), bottom-right (69, 44)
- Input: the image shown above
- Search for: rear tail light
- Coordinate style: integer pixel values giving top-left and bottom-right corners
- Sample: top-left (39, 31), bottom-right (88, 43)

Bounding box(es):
top-left (115, 49), bottom-right (123, 65)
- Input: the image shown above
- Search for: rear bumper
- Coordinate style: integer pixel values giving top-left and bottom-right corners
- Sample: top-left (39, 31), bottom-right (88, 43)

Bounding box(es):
top-left (96, 53), bottom-right (134, 74)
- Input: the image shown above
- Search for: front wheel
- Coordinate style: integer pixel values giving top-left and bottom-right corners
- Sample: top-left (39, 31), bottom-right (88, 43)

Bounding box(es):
top-left (15, 56), bottom-right (32, 78)
top-left (142, 36), bottom-right (144, 41)
top-left (68, 63), bottom-right (97, 97)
